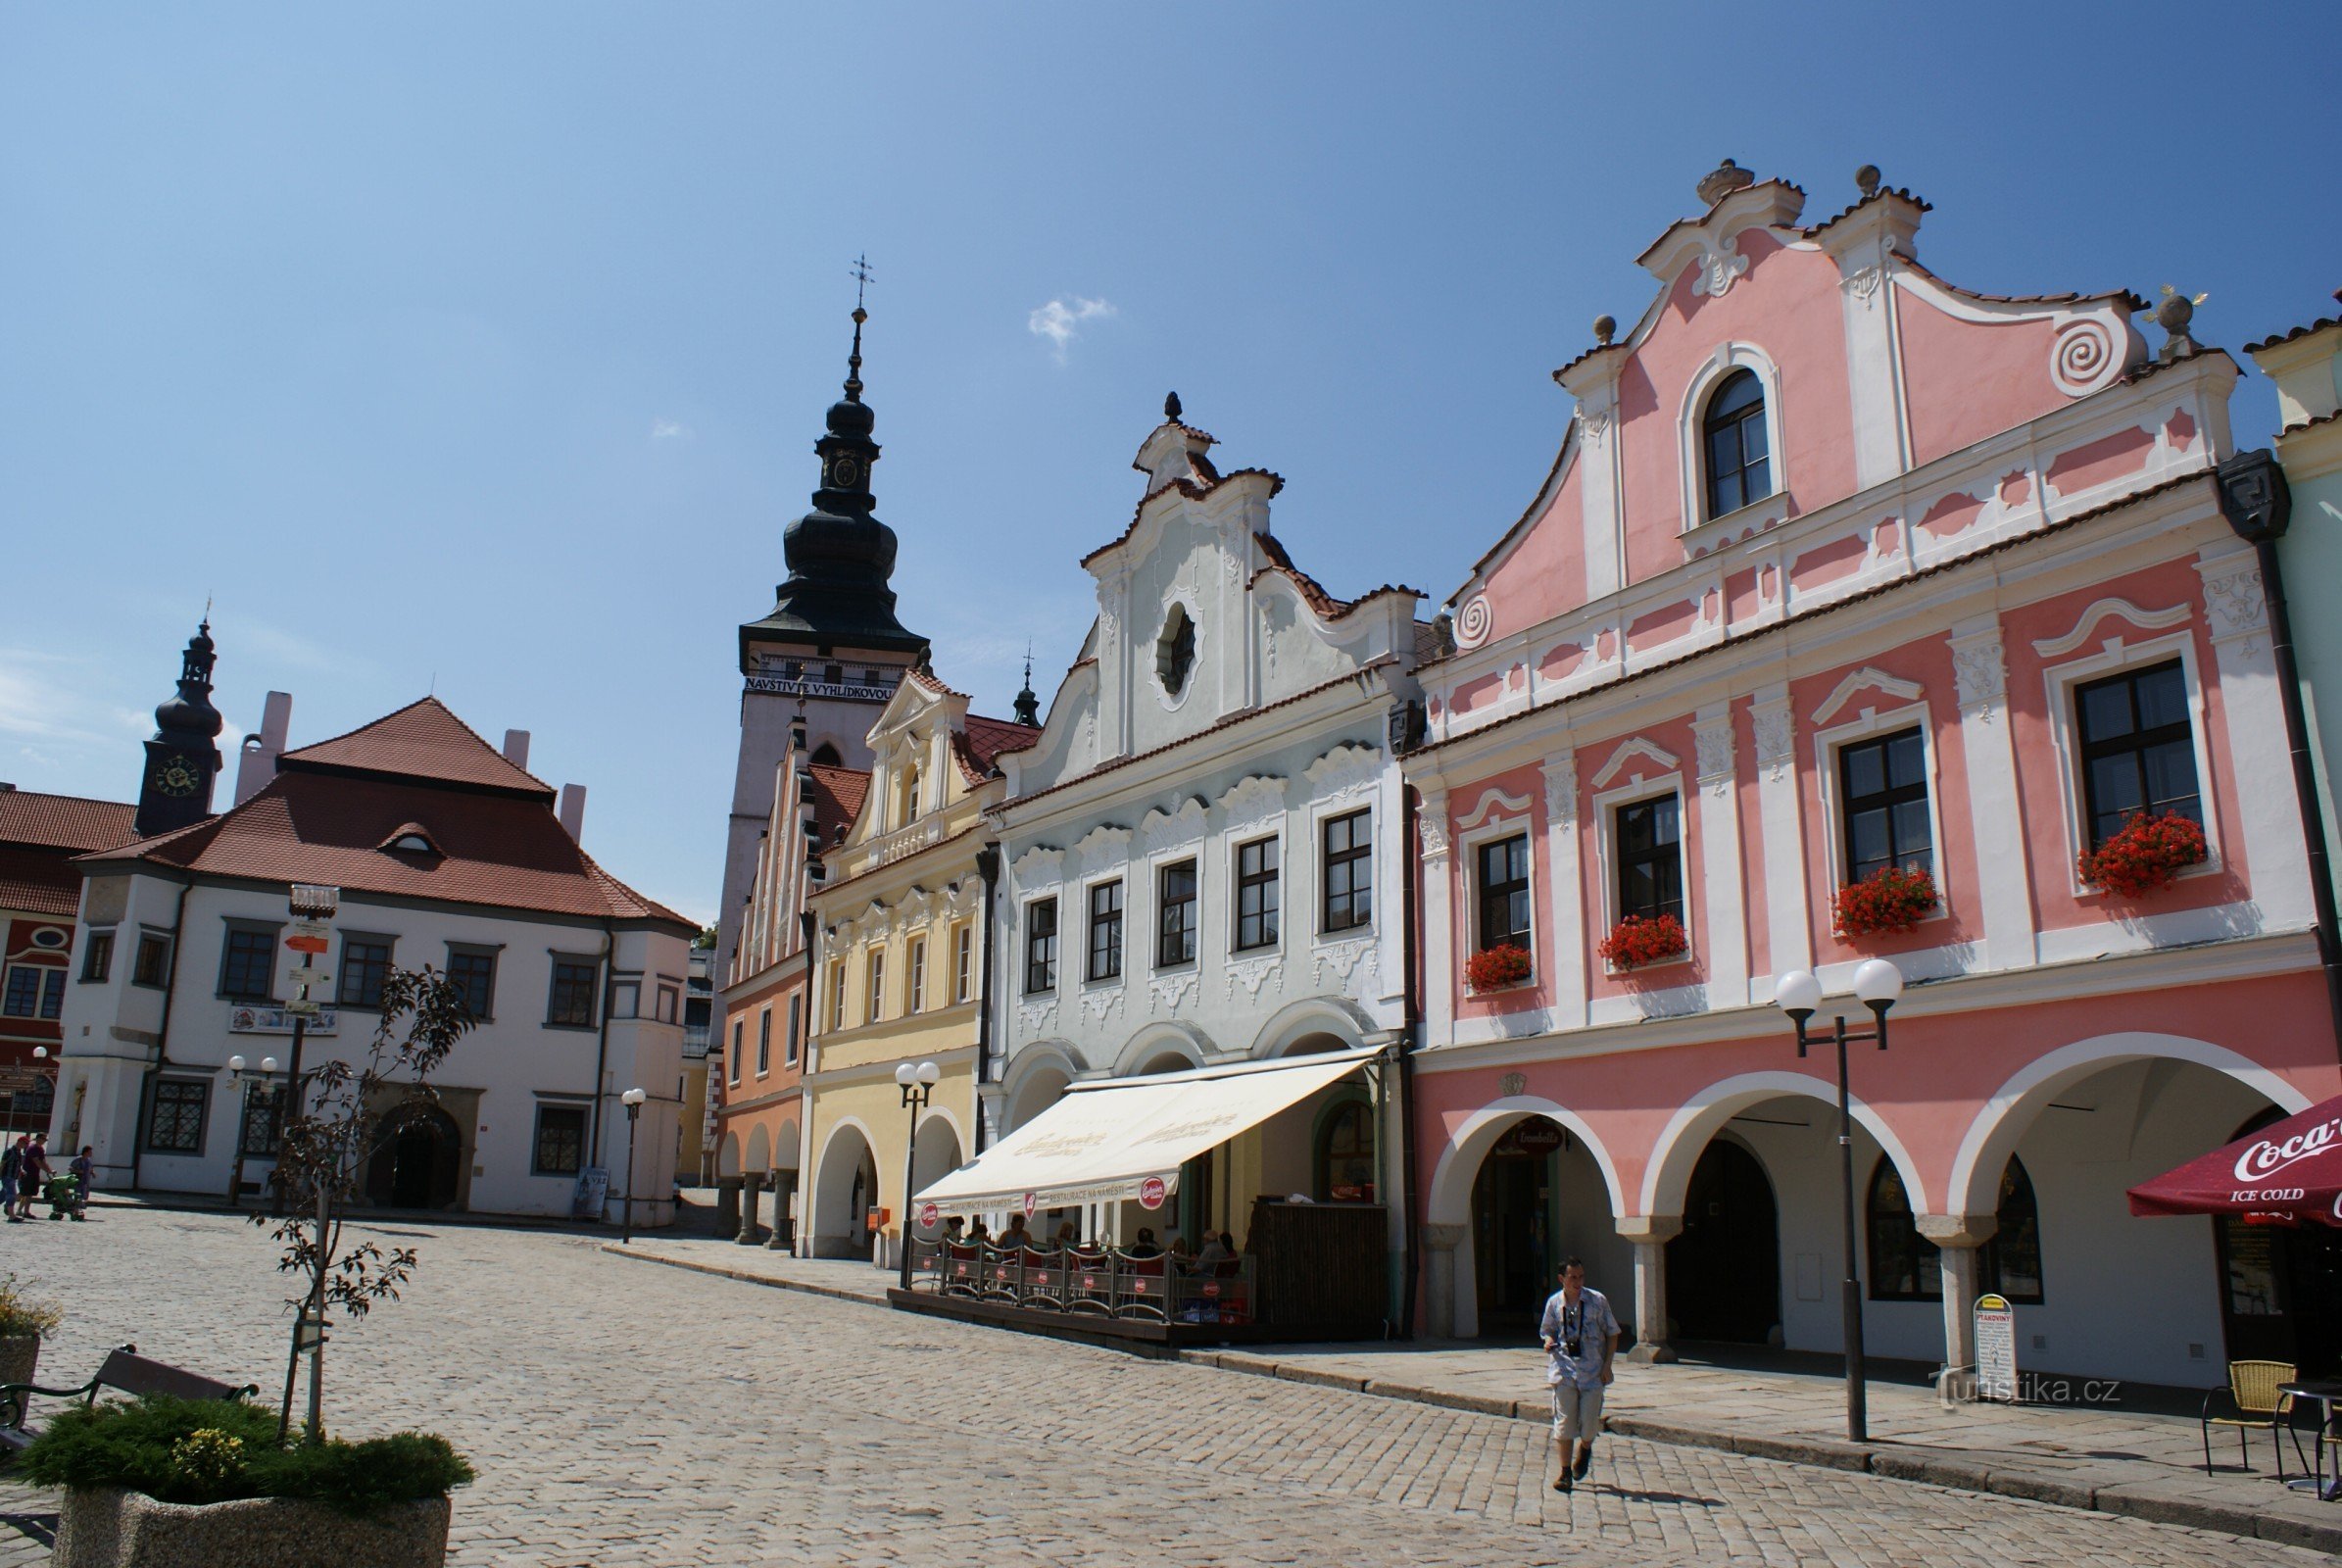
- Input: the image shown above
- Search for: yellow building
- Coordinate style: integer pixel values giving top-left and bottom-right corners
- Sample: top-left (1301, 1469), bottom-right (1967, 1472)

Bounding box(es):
top-left (799, 665), bottom-right (1036, 1260)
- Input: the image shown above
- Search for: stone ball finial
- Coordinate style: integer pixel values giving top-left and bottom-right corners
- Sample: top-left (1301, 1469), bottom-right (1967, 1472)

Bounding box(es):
top-left (1856, 164), bottom-right (1880, 198)
top-left (2155, 285), bottom-right (2207, 363)
top-left (1164, 390), bottom-right (1183, 422)
top-left (1695, 158), bottom-right (1755, 207)
top-left (1593, 315), bottom-right (1617, 346)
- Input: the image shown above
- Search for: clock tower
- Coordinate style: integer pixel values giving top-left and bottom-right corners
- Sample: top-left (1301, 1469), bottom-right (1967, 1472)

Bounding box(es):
top-left (134, 618), bottom-right (226, 839)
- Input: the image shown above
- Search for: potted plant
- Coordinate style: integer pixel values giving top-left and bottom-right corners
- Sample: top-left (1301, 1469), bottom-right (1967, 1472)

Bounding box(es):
top-left (27, 1394), bottom-right (470, 1568)
top-left (1833, 864), bottom-right (1939, 938)
top-left (2077, 810), bottom-right (2208, 899)
top-left (1600, 912), bottom-right (1688, 970)
top-left (0, 1274), bottom-right (62, 1392)
top-left (1465, 943), bottom-right (1534, 993)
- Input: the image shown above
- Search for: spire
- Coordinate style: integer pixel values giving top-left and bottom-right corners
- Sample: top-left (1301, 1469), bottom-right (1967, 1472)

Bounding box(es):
top-left (1013, 645), bottom-right (1040, 728)
top-left (137, 615), bottom-right (226, 838)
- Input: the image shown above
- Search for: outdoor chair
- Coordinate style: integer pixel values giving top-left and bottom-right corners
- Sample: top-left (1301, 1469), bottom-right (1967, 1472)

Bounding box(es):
top-left (1116, 1253), bottom-right (1168, 1321)
top-left (1019, 1249), bottom-right (1064, 1311)
top-left (1067, 1251), bottom-right (1114, 1316)
top-left (2201, 1358), bottom-right (2298, 1478)
top-left (943, 1243), bottom-right (980, 1297)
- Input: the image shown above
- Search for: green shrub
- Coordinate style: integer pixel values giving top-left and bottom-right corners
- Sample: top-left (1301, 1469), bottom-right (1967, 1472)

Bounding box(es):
top-left (0, 1275), bottom-right (64, 1341)
top-left (19, 1395), bottom-right (472, 1517)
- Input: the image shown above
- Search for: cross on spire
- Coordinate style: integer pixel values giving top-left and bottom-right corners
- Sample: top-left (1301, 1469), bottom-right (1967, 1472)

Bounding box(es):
top-left (850, 253), bottom-right (874, 310)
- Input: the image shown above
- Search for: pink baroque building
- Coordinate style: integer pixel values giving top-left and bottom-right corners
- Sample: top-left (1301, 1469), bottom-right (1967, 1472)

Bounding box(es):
top-left (1402, 160), bottom-right (2340, 1389)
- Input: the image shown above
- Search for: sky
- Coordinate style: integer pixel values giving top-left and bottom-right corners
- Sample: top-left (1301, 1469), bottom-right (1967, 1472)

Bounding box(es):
top-left (3, 4), bottom-right (2337, 925)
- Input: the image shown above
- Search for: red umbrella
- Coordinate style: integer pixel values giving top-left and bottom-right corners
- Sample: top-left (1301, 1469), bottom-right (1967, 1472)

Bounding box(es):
top-left (2128, 1095), bottom-right (2342, 1226)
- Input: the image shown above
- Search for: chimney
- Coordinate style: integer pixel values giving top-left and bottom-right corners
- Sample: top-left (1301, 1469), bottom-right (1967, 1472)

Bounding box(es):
top-left (232, 691), bottom-right (294, 806)
top-left (502, 729), bottom-right (532, 770)
top-left (558, 783), bottom-right (586, 842)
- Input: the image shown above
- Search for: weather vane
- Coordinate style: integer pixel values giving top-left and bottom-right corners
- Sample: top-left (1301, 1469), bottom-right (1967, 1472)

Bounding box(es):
top-left (851, 254), bottom-right (874, 310)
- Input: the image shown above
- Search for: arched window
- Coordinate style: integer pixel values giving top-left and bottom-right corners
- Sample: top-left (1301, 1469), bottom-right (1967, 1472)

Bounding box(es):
top-left (1315, 1099), bottom-right (1376, 1203)
top-left (1866, 1157), bottom-right (1939, 1300)
top-left (1981, 1157), bottom-right (2044, 1304)
top-left (1702, 368), bottom-right (1771, 518)
top-left (1156, 604), bottom-right (1196, 698)
top-left (810, 741), bottom-right (843, 768)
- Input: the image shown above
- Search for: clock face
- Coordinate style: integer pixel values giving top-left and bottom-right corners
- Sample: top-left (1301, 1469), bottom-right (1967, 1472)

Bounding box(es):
top-left (154, 755), bottom-right (201, 798)
top-left (830, 458), bottom-right (860, 488)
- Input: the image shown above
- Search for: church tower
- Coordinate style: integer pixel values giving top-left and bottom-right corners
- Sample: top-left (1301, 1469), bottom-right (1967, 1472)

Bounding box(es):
top-left (716, 300), bottom-right (928, 981)
top-left (135, 618), bottom-right (225, 839)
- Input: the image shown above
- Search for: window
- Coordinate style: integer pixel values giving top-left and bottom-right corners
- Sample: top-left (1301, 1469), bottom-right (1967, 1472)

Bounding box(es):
top-left (756, 1008), bottom-right (771, 1075)
top-left (1980, 1159), bottom-right (2045, 1304)
top-left (219, 928), bottom-right (276, 1002)
top-left (1233, 837), bottom-right (1281, 951)
top-left (1156, 605), bottom-right (1197, 698)
top-left (1615, 796), bottom-right (1683, 923)
top-left (147, 1079), bottom-right (208, 1154)
top-left (1157, 860), bottom-right (1198, 966)
top-left (953, 925), bottom-right (973, 1003)
top-left (1839, 728), bottom-right (1931, 884)
top-left (548, 959), bottom-right (599, 1027)
top-left (1321, 809), bottom-right (1372, 933)
top-left (830, 961), bottom-right (848, 1030)
top-left (657, 984), bottom-right (679, 1023)
top-left (1702, 368), bottom-right (1771, 518)
top-left (532, 1103), bottom-right (588, 1176)
top-left (907, 938), bottom-right (927, 1014)
top-left (865, 950), bottom-right (886, 1023)
top-left (337, 937), bottom-right (393, 1009)
top-left (609, 980), bottom-right (640, 1020)
top-left (1316, 1100), bottom-right (1377, 1203)
top-left (729, 1020), bottom-right (743, 1086)
top-left (80, 930), bottom-right (114, 983)
top-left (132, 933), bottom-right (170, 988)
top-left (1866, 1159), bottom-right (1940, 1301)
top-left (238, 1083), bottom-right (283, 1158)
top-left (2074, 660), bottom-right (2201, 849)
top-left (1475, 834), bottom-right (1531, 952)
top-left (1083, 881), bottom-right (1122, 982)
top-left (447, 949), bottom-right (497, 1021)
top-left (785, 995), bottom-right (802, 1065)
top-left (1025, 899), bottom-right (1058, 994)
top-left (1, 967), bottom-right (64, 1020)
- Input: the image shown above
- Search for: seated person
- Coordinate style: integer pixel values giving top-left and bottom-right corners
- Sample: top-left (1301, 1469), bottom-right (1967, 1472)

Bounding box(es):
top-left (1127, 1226), bottom-right (1162, 1259)
top-left (1000, 1214), bottom-right (1039, 1252)
top-left (1193, 1231), bottom-right (1234, 1269)
top-left (1051, 1220), bottom-right (1079, 1250)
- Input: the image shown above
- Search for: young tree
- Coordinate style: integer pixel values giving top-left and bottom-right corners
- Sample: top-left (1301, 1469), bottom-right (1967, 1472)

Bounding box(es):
top-left (250, 966), bottom-right (474, 1442)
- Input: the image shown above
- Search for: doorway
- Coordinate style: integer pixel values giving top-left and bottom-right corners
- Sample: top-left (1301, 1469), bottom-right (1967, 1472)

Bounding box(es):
top-left (366, 1103), bottom-right (462, 1211)
top-left (1472, 1117), bottom-right (1565, 1335)
top-left (2217, 1110), bottom-right (2342, 1374)
top-left (1667, 1138), bottom-right (1780, 1345)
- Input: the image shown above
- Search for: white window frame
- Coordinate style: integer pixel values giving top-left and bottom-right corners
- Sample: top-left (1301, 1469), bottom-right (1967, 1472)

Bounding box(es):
top-left (756, 1006), bottom-right (772, 1076)
top-left (952, 923), bottom-right (973, 1004)
top-left (1021, 895), bottom-right (1060, 995)
top-left (608, 978), bottom-right (641, 1020)
top-left (2039, 628), bottom-right (2223, 899)
top-left (1456, 795), bottom-right (1537, 979)
top-left (1080, 873), bottom-right (1125, 987)
top-left (1811, 700), bottom-right (1954, 929)
top-left (829, 959), bottom-right (848, 1032)
top-left (1309, 799), bottom-right (1375, 941)
top-left (1676, 340), bottom-right (1790, 539)
top-left (1226, 828), bottom-right (1285, 956)
top-left (1588, 771), bottom-right (1695, 976)
top-left (864, 949), bottom-right (886, 1025)
top-left (785, 993), bottom-right (803, 1065)
top-left (1147, 846), bottom-right (1203, 972)
top-left (907, 936), bottom-right (927, 1014)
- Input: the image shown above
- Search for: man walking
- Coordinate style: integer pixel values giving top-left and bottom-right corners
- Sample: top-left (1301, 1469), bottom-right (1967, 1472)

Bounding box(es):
top-left (1539, 1255), bottom-right (1620, 1494)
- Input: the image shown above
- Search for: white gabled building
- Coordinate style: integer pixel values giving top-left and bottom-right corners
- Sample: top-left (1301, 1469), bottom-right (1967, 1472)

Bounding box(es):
top-left (55, 698), bottom-right (694, 1224)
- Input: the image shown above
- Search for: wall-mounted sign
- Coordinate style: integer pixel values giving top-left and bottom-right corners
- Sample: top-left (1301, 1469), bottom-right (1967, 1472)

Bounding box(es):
top-left (1138, 1176), bottom-right (1167, 1211)
top-left (228, 1006), bottom-right (338, 1037)
top-left (744, 675), bottom-right (896, 704)
top-left (1974, 1292), bottom-right (2017, 1401)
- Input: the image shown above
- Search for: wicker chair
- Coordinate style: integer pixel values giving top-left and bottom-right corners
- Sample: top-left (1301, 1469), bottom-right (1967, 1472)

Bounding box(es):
top-left (2201, 1359), bottom-right (2297, 1478)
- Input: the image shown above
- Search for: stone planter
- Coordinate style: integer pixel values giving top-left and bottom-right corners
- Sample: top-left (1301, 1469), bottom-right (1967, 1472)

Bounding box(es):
top-left (0, 1333), bottom-right (40, 1392)
top-left (55, 1488), bottom-right (451, 1568)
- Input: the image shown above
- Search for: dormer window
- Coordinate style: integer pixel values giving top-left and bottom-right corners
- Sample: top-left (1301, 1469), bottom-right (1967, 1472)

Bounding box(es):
top-left (377, 822), bottom-right (441, 857)
top-left (1702, 368), bottom-right (1771, 518)
top-left (1156, 604), bottom-right (1196, 698)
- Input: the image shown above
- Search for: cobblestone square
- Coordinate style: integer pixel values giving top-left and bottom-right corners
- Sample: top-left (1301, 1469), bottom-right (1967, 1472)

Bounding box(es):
top-left (0, 1206), bottom-right (2319, 1566)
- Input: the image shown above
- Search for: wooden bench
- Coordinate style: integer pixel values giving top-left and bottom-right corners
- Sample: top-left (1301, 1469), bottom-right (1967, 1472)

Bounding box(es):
top-left (0, 1344), bottom-right (260, 1453)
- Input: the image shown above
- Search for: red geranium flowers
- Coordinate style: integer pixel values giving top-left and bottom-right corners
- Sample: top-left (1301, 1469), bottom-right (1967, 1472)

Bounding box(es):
top-left (2078, 811), bottom-right (2208, 899)
top-left (1599, 913), bottom-right (1688, 970)
top-left (1834, 865), bottom-right (1938, 938)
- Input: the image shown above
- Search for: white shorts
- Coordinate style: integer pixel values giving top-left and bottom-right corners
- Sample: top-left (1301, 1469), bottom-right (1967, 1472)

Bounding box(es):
top-left (1550, 1382), bottom-right (1605, 1444)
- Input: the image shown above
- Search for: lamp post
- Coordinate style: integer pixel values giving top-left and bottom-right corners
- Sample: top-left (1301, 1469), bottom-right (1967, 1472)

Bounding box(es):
top-left (619, 1087), bottom-right (648, 1245)
top-left (225, 1054), bottom-right (282, 1210)
top-left (1774, 957), bottom-right (1903, 1445)
top-left (896, 1060), bottom-right (940, 1290)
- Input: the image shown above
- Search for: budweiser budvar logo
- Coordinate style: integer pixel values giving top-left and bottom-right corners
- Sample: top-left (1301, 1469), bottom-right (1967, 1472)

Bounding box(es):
top-left (2234, 1117), bottom-right (2342, 1185)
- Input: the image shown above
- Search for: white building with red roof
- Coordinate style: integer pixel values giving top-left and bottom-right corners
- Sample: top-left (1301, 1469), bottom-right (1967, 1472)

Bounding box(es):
top-left (54, 697), bottom-right (695, 1221)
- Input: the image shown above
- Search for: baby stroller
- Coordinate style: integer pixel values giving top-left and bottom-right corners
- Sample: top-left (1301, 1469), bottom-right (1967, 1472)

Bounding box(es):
top-left (42, 1173), bottom-right (79, 1221)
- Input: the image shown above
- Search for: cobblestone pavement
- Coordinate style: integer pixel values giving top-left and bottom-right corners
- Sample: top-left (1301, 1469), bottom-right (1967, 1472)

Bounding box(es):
top-left (0, 1209), bottom-right (2321, 1567)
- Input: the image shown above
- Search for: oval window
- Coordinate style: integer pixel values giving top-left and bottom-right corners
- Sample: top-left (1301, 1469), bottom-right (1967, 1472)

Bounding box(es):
top-left (1156, 604), bottom-right (1196, 698)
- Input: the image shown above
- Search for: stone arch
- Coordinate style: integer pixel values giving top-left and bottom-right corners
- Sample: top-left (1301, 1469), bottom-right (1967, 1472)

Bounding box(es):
top-left (1639, 1071), bottom-right (1927, 1218)
top-left (1946, 1032), bottom-right (2311, 1218)
top-left (772, 1118), bottom-right (802, 1172)
top-left (715, 1129), bottom-right (742, 1180)
top-left (808, 1117), bottom-right (881, 1258)
top-left (1001, 1043), bottom-right (1081, 1135)
top-left (1248, 997), bottom-right (1373, 1060)
top-left (909, 1109), bottom-right (965, 1228)
top-left (1111, 1022), bottom-right (1210, 1079)
top-left (1427, 1098), bottom-right (1628, 1226)
top-left (745, 1124), bottom-right (771, 1173)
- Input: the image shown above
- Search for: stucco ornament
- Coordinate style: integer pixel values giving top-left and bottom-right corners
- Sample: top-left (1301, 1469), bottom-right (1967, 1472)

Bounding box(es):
top-left (1541, 757), bottom-right (1579, 829)
top-left (1312, 936), bottom-right (1380, 994)
top-left (1078, 986), bottom-right (1125, 1027)
top-left (1016, 996), bottom-right (1058, 1037)
top-left (1418, 815), bottom-right (1451, 861)
top-left (1951, 637), bottom-right (2008, 714)
top-left (1691, 231), bottom-right (1752, 300)
top-left (1751, 701), bottom-right (1794, 784)
top-left (2050, 316), bottom-right (2122, 397)
top-left (1452, 595), bottom-right (1493, 650)
top-left (1693, 717), bottom-right (1735, 785)
top-left (1147, 971), bottom-right (1198, 1015)
top-left (1224, 954), bottom-right (1285, 1004)
top-left (1498, 1071), bottom-right (1528, 1098)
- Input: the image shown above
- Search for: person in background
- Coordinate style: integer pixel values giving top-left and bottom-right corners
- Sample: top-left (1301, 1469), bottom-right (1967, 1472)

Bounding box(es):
top-left (1000, 1213), bottom-right (1037, 1252)
top-left (968, 1217), bottom-right (993, 1248)
top-left (0, 1136), bottom-right (21, 1224)
top-left (1194, 1230), bottom-right (1233, 1269)
top-left (1051, 1220), bottom-right (1078, 1250)
top-left (1539, 1256), bottom-right (1621, 1494)
top-left (16, 1134), bottom-right (50, 1222)
top-left (1128, 1227), bottom-right (1161, 1258)
top-left (68, 1147), bottom-right (94, 1221)
top-left (1167, 1235), bottom-right (1194, 1271)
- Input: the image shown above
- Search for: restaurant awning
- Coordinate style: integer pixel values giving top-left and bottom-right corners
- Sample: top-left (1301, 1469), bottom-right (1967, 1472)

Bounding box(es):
top-left (2128, 1093), bottom-right (2342, 1227)
top-left (912, 1046), bottom-right (1380, 1217)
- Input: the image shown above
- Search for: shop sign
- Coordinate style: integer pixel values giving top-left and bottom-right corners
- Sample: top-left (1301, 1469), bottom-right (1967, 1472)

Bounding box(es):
top-left (1138, 1176), bottom-right (1167, 1211)
top-left (1495, 1119), bottom-right (1565, 1156)
top-left (1974, 1293), bottom-right (2017, 1401)
top-left (918, 1201), bottom-right (939, 1228)
top-left (1022, 1191), bottom-right (1039, 1218)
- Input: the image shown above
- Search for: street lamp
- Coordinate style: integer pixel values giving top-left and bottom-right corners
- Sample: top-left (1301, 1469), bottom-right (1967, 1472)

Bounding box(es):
top-left (895, 1060), bottom-right (940, 1290)
top-left (1775, 957), bottom-right (1903, 1445)
top-left (224, 1055), bottom-right (283, 1209)
top-left (618, 1087), bottom-right (648, 1246)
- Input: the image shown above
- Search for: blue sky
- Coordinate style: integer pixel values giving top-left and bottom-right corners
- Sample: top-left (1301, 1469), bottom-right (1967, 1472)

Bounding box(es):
top-left (3, 4), bottom-right (2336, 923)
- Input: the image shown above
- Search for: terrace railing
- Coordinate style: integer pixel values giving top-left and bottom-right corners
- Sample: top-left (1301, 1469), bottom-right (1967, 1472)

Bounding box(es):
top-left (906, 1241), bottom-right (1254, 1326)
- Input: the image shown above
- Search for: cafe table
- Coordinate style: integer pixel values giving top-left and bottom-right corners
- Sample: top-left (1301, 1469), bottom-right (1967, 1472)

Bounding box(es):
top-left (2278, 1380), bottom-right (2342, 1499)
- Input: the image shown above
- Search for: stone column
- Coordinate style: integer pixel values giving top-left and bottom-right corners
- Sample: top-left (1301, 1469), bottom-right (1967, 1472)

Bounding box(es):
top-left (1421, 1223), bottom-right (1467, 1342)
top-left (735, 1171), bottom-right (764, 1245)
top-left (1617, 1216), bottom-right (1683, 1363)
top-left (714, 1176), bottom-right (741, 1237)
top-left (764, 1173), bottom-right (793, 1250)
top-left (1918, 1214), bottom-right (1997, 1399)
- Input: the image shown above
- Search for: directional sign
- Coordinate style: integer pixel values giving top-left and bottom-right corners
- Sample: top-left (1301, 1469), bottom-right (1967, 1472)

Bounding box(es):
top-left (284, 935), bottom-right (329, 956)
top-left (286, 967), bottom-right (327, 987)
top-left (288, 918), bottom-right (332, 940)
top-left (283, 999), bottom-right (321, 1017)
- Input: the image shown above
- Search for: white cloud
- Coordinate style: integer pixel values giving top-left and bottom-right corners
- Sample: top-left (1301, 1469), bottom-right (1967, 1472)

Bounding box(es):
top-left (651, 418), bottom-right (690, 441)
top-left (1027, 297), bottom-right (1117, 362)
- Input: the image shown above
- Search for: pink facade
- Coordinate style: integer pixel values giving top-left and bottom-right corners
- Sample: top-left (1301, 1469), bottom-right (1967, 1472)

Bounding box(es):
top-left (1405, 165), bottom-right (2339, 1387)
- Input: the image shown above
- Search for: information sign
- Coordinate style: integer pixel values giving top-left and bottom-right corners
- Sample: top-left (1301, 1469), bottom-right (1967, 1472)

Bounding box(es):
top-left (1974, 1292), bottom-right (2017, 1402)
top-left (570, 1167), bottom-right (610, 1220)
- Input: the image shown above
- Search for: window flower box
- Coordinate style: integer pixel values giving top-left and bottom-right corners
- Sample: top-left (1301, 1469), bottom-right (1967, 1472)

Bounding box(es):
top-left (1464, 944), bottom-right (1534, 993)
top-left (1599, 913), bottom-right (1687, 970)
top-left (1833, 865), bottom-right (1938, 939)
top-left (2077, 810), bottom-right (2208, 899)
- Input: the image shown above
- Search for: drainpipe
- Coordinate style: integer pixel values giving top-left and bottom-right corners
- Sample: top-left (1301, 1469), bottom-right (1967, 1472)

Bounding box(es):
top-left (1397, 776), bottom-right (1425, 1342)
top-left (973, 842), bottom-right (1001, 1155)
top-left (126, 878), bottom-right (194, 1196)
top-left (2218, 450), bottom-right (2342, 1060)
top-left (587, 921), bottom-right (616, 1170)
top-left (795, 907), bottom-right (819, 1254)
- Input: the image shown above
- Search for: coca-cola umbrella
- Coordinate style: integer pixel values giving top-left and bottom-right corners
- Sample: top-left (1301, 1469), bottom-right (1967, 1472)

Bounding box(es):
top-left (2127, 1095), bottom-right (2342, 1227)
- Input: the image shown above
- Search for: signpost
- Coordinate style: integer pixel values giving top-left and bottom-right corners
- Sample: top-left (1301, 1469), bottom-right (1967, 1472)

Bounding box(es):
top-left (1973, 1292), bottom-right (2018, 1402)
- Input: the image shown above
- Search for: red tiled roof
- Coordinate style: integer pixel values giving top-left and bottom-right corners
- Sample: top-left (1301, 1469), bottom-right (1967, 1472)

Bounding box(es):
top-left (0, 846), bottom-right (84, 918)
top-left (806, 764), bottom-right (870, 849)
top-left (0, 791), bottom-right (138, 855)
top-left (2246, 316), bottom-right (2342, 355)
top-left (959, 714), bottom-right (1041, 779)
top-left (278, 698), bottom-right (555, 799)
